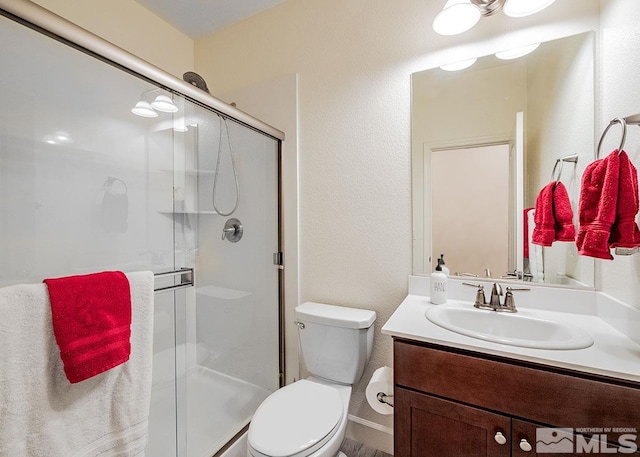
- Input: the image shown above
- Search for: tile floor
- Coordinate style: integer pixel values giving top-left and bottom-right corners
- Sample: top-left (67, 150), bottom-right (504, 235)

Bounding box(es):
top-left (340, 438), bottom-right (392, 457)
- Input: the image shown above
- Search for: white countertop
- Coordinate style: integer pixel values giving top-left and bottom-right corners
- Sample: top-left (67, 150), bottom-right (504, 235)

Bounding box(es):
top-left (382, 293), bottom-right (640, 383)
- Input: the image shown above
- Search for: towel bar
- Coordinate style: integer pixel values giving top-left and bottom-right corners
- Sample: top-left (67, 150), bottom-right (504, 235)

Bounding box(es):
top-left (153, 268), bottom-right (194, 292)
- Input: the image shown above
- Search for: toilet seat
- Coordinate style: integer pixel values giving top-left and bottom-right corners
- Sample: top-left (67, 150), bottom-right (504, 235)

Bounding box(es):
top-left (248, 379), bottom-right (344, 457)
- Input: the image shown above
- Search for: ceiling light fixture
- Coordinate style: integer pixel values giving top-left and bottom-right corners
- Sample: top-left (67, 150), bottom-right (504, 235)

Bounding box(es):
top-left (432, 0), bottom-right (556, 35)
top-left (495, 42), bottom-right (540, 60)
top-left (440, 57), bottom-right (477, 71)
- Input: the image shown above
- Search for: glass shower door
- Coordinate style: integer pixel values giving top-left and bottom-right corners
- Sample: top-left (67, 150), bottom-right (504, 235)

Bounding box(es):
top-left (0, 7), bottom-right (282, 457)
top-left (175, 100), bottom-right (281, 457)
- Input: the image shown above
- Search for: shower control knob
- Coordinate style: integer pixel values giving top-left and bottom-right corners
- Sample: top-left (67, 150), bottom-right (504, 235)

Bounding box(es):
top-left (222, 218), bottom-right (243, 242)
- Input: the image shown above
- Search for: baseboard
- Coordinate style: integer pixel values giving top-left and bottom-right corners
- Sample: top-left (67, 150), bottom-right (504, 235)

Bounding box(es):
top-left (346, 415), bottom-right (394, 455)
top-left (347, 415), bottom-right (394, 435)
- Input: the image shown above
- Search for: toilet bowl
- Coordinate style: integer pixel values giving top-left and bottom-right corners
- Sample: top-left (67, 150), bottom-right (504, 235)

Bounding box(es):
top-left (247, 302), bottom-right (376, 457)
top-left (247, 377), bottom-right (350, 457)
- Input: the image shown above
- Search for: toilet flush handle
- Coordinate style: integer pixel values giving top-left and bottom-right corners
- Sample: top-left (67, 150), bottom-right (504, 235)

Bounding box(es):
top-left (294, 320), bottom-right (305, 329)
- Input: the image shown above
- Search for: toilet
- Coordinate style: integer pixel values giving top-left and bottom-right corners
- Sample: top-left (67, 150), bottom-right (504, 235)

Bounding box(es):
top-left (247, 302), bottom-right (376, 457)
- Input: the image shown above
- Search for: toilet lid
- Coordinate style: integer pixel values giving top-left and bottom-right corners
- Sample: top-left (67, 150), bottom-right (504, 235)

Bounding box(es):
top-left (248, 380), bottom-right (344, 457)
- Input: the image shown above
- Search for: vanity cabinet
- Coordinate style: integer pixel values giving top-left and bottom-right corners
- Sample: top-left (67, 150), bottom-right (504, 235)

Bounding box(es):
top-left (393, 339), bottom-right (640, 457)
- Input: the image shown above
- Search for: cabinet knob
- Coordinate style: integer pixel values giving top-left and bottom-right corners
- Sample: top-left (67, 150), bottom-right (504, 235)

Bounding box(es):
top-left (519, 439), bottom-right (533, 452)
top-left (494, 431), bottom-right (507, 445)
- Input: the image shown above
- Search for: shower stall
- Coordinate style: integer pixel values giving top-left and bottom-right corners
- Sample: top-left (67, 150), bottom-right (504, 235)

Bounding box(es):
top-left (0, 2), bottom-right (284, 456)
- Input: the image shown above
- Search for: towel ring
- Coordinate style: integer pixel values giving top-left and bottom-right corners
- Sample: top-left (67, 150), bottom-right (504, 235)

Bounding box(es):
top-left (550, 154), bottom-right (578, 186)
top-left (596, 117), bottom-right (627, 159)
top-left (551, 158), bottom-right (563, 185)
top-left (104, 176), bottom-right (128, 195)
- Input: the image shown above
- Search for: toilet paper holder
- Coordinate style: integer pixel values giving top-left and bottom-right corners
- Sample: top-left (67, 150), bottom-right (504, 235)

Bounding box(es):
top-left (376, 392), bottom-right (394, 408)
top-left (366, 365), bottom-right (394, 414)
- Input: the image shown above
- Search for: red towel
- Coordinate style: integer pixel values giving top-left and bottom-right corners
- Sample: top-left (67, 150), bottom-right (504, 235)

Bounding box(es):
top-left (553, 182), bottom-right (576, 242)
top-left (532, 182), bottom-right (575, 246)
top-left (532, 183), bottom-right (556, 246)
top-left (576, 150), bottom-right (620, 259)
top-left (44, 271), bottom-right (132, 383)
top-left (609, 150), bottom-right (640, 248)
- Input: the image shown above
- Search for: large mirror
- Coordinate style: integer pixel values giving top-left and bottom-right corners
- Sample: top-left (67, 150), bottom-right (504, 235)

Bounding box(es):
top-left (412, 31), bottom-right (595, 288)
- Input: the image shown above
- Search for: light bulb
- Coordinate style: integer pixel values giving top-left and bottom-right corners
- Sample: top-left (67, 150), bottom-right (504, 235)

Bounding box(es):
top-left (151, 94), bottom-right (178, 113)
top-left (432, 0), bottom-right (481, 36)
top-left (131, 100), bottom-right (158, 118)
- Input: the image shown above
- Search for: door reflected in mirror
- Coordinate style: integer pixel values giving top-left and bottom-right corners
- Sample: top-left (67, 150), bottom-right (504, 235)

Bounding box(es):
top-left (432, 144), bottom-right (512, 278)
top-left (411, 31), bottom-right (595, 288)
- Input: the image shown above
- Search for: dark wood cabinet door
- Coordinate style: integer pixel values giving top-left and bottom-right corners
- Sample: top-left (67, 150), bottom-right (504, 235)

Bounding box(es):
top-left (512, 419), bottom-right (543, 457)
top-left (396, 387), bottom-right (511, 457)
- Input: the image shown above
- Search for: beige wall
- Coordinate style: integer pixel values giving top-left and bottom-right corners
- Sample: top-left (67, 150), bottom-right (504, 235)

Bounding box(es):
top-left (31, 0), bottom-right (194, 78)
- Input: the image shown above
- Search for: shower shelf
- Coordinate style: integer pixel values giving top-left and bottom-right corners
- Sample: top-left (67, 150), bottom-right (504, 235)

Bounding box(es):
top-left (158, 210), bottom-right (218, 215)
top-left (160, 168), bottom-right (218, 176)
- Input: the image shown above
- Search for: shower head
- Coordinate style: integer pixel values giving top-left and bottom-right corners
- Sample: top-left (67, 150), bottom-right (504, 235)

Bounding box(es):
top-left (183, 71), bottom-right (210, 94)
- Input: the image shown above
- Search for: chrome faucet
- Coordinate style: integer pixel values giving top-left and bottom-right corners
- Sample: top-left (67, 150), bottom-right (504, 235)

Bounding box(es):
top-left (463, 282), bottom-right (529, 313)
top-left (500, 270), bottom-right (534, 282)
top-left (489, 282), bottom-right (502, 308)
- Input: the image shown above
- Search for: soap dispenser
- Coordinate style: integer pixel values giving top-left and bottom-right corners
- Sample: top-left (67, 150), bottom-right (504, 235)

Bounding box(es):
top-left (430, 260), bottom-right (448, 305)
top-left (438, 254), bottom-right (450, 276)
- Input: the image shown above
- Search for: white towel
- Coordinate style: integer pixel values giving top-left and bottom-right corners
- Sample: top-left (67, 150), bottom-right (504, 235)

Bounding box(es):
top-left (527, 209), bottom-right (545, 282)
top-left (0, 271), bottom-right (154, 457)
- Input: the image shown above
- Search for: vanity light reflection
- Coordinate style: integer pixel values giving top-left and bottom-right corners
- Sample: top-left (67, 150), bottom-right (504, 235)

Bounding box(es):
top-left (495, 43), bottom-right (540, 60)
top-left (440, 57), bottom-right (477, 71)
top-left (440, 42), bottom-right (539, 73)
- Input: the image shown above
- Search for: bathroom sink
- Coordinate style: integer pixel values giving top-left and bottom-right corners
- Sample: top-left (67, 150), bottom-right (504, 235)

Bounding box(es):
top-left (425, 306), bottom-right (594, 350)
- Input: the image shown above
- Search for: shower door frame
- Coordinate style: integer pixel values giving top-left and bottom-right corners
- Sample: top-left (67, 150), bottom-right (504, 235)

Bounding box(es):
top-left (0, 0), bottom-right (287, 452)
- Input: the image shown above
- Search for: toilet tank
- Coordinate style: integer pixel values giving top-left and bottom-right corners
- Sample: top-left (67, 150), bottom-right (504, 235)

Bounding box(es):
top-left (295, 302), bottom-right (376, 385)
